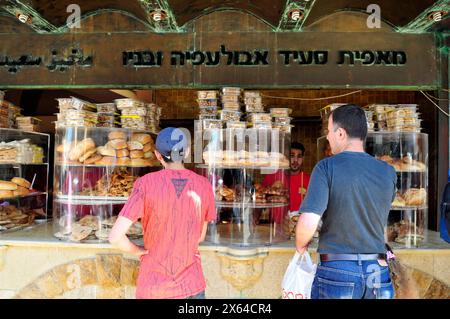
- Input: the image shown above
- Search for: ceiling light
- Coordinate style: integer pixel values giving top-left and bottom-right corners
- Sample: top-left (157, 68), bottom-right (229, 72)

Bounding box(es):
top-left (428, 10), bottom-right (448, 22)
top-left (150, 10), bottom-right (167, 22)
top-left (288, 9), bottom-right (304, 22)
top-left (16, 12), bottom-right (32, 24)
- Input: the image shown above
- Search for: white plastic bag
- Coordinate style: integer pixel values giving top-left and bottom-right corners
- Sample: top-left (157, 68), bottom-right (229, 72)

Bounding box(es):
top-left (281, 251), bottom-right (317, 299)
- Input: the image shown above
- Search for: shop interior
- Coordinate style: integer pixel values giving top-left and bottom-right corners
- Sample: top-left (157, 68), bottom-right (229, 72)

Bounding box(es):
top-left (0, 88), bottom-right (444, 247)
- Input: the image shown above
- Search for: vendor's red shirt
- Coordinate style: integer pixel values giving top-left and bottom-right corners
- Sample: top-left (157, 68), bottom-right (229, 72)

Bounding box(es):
top-left (119, 168), bottom-right (216, 299)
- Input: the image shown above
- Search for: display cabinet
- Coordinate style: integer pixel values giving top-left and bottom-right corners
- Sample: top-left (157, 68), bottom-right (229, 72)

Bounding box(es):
top-left (53, 127), bottom-right (161, 243)
top-left (0, 128), bottom-right (49, 233)
top-left (199, 127), bottom-right (291, 246)
top-left (317, 132), bottom-right (428, 247)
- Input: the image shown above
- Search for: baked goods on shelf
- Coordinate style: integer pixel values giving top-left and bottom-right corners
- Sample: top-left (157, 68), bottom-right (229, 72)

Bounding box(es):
top-left (388, 219), bottom-right (425, 244)
top-left (0, 205), bottom-right (43, 231)
top-left (377, 155), bottom-right (426, 172)
top-left (0, 139), bottom-right (44, 164)
top-left (80, 168), bottom-right (138, 197)
top-left (54, 214), bottom-right (143, 242)
top-left (0, 177), bottom-right (34, 198)
top-left (56, 131), bottom-right (157, 166)
top-left (391, 188), bottom-right (427, 207)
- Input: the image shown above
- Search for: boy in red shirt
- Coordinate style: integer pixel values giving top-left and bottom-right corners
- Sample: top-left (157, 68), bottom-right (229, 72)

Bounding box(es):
top-left (109, 127), bottom-right (216, 299)
top-left (262, 142), bottom-right (310, 223)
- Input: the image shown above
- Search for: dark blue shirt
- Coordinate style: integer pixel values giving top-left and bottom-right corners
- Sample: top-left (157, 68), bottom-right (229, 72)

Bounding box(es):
top-left (299, 151), bottom-right (397, 254)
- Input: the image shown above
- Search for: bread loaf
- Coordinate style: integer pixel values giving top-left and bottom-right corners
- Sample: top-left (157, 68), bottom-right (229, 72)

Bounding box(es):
top-left (95, 156), bottom-right (117, 165)
top-left (11, 177), bottom-right (31, 189)
top-left (0, 189), bottom-right (14, 198)
top-left (144, 151), bottom-right (156, 159)
top-left (84, 154), bottom-right (102, 165)
top-left (117, 157), bottom-right (131, 165)
top-left (142, 142), bottom-right (154, 153)
top-left (131, 133), bottom-right (152, 145)
top-left (131, 158), bottom-right (152, 166)
top-left (69, 138), bottom-right (96, 161)
top-left (116, 149), bottom-right (130, 158)
top-left (78, 149), bottom-right (97, 163)
top-left (130, 150), bottom-right (144, 159)
top-left (97, 146), bottom-right (116, 157)
top-left (13, 186), bottom-right (30, 196)
top-left (108, 139), bottom-right (128, 150)
top-left (56, 142), bottom-right (72, 153)
top-left (0, 181), bottom-right (18, 190)
top-left (108, 131), bottom-right (127, 141)
top-left (127, 141), bottom-right (144, 150)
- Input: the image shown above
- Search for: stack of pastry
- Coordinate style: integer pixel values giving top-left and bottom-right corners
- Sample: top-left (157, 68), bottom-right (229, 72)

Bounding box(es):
top-left (0, 177), bottom-right (32, 199)
top-left (221, 87), bottom-right (242, 111)
top-left (386, 105), bottom-right (421, 132)
top-left (0, 205), bottom-right (41, 232)
top-left (55, 97), bottom-right (97, 128)
top-left (58, 132), bottom-right (157, 166)
top-left (197, 90), bottom-right (220, 118)
top-left (86, 168), bottom-right (139, 197)
top-left (16, 117), bottom-right (41, 132)
top-left (244, 91), bottom-right (264, 113)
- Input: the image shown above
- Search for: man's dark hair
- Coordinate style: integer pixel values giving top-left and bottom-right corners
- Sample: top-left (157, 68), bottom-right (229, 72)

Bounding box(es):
top-left (291, 142), bottom-right (305, 155)
top-left (330, 104), bottom-right (368, 140)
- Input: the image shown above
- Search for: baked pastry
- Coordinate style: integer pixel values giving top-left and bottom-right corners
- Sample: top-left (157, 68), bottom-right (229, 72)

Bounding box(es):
top-left (391, 192), bottom-right (406, 207)
top-left (131, 133), bottom-right (152, 145)
top-left (142, 143), bottom-right (154, 153)
top-left (130, 150), bottom-right (144, 159)
top-left (144, 151), bottom-right (156, 159)
top-left (403, 188), bottom-right (426, 206)
top-left (78, 149), bottom-right (97, 163)
top-left (79, 215), bottom-right (100, 230)
top-left (95, 156), bottom-right (117, 165)
top-left (13, 186), bottom-right (30, 196)
top-left (0, 181), bottom-right (18, 191)
top-left (84, 154), bottom-right (102, 164)
top-left (95, 228), bottom-right (111, 240)
top-left (56, 142), bottom-right (72, 154)
top-left (0, 190), bottom-right (14, 198)
top-left (108, 131), bottom-right (127, 141)
top-left (131, 158), bottom-right (152, 166)
top-left (97, 146), bottom-right (116, 157)
top-left (69, 138), bottom-right (96, 161)
top-left (11, 177), bottom-right (31, 189)
top-left (117, 157), bottom-right (131, 165)
top-left (70, 225), bottom-right (93, 242)
top-left (108, 139), bottom-right (128, 150)
top-left (127, 141), bottom-right (144, 150)
top-left (116, 149), bottom-right (130, 158)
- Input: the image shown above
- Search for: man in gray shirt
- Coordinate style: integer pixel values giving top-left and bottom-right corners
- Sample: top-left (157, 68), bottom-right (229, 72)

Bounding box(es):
top-left (296, 104), bottom-right (397, 299)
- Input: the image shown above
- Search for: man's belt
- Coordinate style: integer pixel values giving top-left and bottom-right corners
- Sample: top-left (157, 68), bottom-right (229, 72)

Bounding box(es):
top-left (320, 253), bottom-right (387, 262)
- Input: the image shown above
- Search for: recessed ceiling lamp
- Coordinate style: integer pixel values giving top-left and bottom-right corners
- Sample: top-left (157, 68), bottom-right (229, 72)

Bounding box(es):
top-left (427, 10), bottom-right (448, 22)
top-left (16, 12), bottom-right (32, 24)
top-left (288, 9), bottom-right (305, 21)
top-left (150, 9), bottom-right (167, 22)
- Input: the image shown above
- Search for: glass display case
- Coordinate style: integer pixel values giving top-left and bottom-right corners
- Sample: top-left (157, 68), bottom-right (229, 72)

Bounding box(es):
top-left (317, 132), bottom-right (428, 247)
top-left (53, 127), bottom-right (161, 243)
top-left (199, 127), bottom-right (291, 246)
top-left (0, 128), bottom-right (49, 233)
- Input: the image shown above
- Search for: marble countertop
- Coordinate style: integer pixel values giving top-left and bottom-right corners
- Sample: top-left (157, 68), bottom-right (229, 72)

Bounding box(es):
top-left (0, 221), bottom-right (449, 253)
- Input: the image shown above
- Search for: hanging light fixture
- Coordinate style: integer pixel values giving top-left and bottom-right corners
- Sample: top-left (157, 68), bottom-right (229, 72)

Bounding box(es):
top-left (427, 10), bottom-right (448, 22)
top-left (288, 9), bottom-right (304, 22)
top-left (149, 9), bottom-right (167, 22)
top-left (16, 12), bottom-right (32, 24)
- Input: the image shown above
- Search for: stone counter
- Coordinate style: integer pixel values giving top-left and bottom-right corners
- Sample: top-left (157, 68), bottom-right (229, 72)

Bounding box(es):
top-left (0, 222), bottom-right (449, 299)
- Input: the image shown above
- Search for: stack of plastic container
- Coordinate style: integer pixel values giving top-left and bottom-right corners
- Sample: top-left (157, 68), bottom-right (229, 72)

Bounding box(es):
top-left (367, 104), bottom-right (396, 131)
top-left (16, 117), bottom-right (41, 132)
top-left (386, 104), bottom-right (421, 132)
top-left (247, 112), bottom-right (272, 129)
top-left (271, 108), bottom-right (293, 133)
top-left (244, 91), bottom-right (264, 113)
top-left (96, 103), bottom-right (119, 128)
top-left (55, 97), bottom-right (97, 128)
top-left (115, 99), bottom-right (148, 131)
top-left (196, 90), bottom-right (222, 130)
top-left (146, 103), bottom-right (161, 133)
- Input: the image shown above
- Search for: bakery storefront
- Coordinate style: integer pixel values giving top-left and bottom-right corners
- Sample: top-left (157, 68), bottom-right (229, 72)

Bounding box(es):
top-left (0, 2), bottom-right (449, 299)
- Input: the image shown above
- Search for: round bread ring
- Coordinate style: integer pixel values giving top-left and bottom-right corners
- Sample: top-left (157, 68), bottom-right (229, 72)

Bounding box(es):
top-left (84, 154), bottom-right (102, 165)
top-left (79, 148), bottom-right (97, 163)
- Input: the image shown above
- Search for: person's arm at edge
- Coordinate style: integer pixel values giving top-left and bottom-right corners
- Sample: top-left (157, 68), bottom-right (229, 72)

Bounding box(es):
top-left (199, 221), bottom-right (208, 243)
top-left (295, 212), bottom-right (321, 254)
top-left (109, 216), bottom-right (148, 257)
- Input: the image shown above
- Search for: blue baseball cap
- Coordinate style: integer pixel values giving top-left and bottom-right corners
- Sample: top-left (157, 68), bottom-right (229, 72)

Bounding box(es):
top-left (155, 127), bottom-right (188, 161)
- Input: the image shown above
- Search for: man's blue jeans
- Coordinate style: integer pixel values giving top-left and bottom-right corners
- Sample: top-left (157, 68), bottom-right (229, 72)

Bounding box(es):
top-left (311, 259), bottom-right (394, 299)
